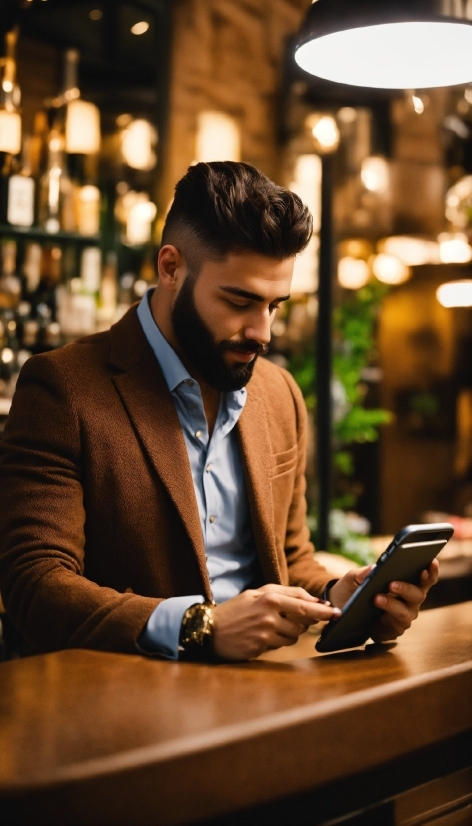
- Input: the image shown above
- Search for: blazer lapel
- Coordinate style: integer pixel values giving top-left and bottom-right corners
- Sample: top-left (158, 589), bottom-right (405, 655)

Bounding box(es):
top-left (109, 309), bottom-right (212, 598)
top-left (237, 388), bottom-right (281, 585)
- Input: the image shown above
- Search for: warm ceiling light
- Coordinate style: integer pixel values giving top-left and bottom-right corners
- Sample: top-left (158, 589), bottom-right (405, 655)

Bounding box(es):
top-left (372, 253), bottom-right (410, 285)
top-left (89, 9), bottom-right (102, 21)
top-left (412, 95), bottom-right (425, 114)
top-left (361, 156), bottom-right (389, 194)
top-left (437, 280), bottom-right (472, 307)
top-left (338, 257), bottom-right (370, 290)
top-left (131, 21), bottom-right (149, 35)
top-left (438, 233), bottom-right (472, 264)
top-left (295, 2), bottom-right (472, 89)
top-left (379, 236), bottom-right (440, 266)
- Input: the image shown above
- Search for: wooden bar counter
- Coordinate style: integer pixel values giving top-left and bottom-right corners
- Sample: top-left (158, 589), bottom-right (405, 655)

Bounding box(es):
top-left (1, 602), bottom-right (471, 826)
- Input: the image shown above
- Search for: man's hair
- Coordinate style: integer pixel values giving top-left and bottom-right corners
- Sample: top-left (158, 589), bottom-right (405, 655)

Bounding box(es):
top-left (161, 161), bottom-right (313, 272)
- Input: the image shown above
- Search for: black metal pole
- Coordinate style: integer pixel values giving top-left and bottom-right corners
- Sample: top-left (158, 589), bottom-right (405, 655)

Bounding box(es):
top-left (316, 152), bottom-right (334, 551)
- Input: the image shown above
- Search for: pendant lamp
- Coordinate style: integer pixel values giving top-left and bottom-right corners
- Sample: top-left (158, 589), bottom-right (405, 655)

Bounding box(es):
top-left (295, 0), bottom-right (472, 89)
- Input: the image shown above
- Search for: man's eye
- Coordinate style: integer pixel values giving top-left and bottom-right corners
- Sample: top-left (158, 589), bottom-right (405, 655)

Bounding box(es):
top-left (228, 301), bottom-right (250, 311)
top-left (269, 305), bottom-right (281, 313)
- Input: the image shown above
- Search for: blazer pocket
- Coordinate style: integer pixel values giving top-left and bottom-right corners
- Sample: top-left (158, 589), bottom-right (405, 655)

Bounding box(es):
top-left (270, 445), bottom-right (297, 478)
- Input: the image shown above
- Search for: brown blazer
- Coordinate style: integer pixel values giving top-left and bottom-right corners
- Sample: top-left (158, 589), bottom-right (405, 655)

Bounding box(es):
top-left (0, 305), bottom-right (331, 654)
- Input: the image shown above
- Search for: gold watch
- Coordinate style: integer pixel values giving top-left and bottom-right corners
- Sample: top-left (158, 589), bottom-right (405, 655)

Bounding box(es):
top-left (179, 601), bottom-right (217, 659)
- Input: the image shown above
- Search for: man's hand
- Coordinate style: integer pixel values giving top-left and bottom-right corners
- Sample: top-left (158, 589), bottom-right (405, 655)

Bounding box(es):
top-left (212, 584), bottom-right (341, 661)
top-left (328, 559), bottom-right (439, 642)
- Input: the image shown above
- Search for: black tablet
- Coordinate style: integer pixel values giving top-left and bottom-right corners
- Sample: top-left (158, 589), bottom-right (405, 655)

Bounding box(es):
top-left (315, 522), bottom-right (454, 654)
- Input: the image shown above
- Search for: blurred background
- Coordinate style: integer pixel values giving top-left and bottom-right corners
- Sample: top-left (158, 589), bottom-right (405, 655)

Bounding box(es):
top-left (0, 0), bottom-right (471, 584)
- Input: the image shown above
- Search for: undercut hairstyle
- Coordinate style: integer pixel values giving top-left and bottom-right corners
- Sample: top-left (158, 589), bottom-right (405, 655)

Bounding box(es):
top-left (161, 161), bottom-right (313, 273)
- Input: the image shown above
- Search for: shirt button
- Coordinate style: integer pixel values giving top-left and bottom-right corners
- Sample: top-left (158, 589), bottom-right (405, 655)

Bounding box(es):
top-left (195, 430), bottom-right (202, 438)
top-left (206, 463), bottom-right (212, 472)
top-left (209, 515), bottom-right (216, 523)
top-left (187, 380), bottom-right (195, 387)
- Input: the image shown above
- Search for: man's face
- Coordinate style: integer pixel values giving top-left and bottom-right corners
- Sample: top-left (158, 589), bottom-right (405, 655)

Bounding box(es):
top-left (171, 251), bottom-right (294, 391)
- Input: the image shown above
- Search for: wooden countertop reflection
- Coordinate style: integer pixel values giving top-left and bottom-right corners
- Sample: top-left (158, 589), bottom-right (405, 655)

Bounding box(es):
top-left (0, 602), bottom-right (471, 826)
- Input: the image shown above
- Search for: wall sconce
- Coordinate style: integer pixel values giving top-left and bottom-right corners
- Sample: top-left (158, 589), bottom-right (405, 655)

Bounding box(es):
top-left (438, 232), bottom-right (472, 264)
top-left (306, 114), bottom-right (340, 154)
top-left (65, 99), bottom-right (101, 154)
top-left (437, 280), bottom-right (472, 307)
top-left (121, 119), bottom-right (157, 171)
top-left (338, 257), bottom-right (370, 290)
top-left (372, 253), bottom-right (411, 285)
top-left (195, 111), bottom-right (241, 162)
top-left (361, 156), bottom-right (390, 194)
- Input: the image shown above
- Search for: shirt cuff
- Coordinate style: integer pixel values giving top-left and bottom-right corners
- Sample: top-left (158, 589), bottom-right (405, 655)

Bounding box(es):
top-left (139, 595), bottom-right (205, 660)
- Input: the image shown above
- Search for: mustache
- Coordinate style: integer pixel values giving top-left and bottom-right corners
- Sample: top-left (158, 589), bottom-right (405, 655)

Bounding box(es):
top-left (220, 340), bottom-right (269, 357)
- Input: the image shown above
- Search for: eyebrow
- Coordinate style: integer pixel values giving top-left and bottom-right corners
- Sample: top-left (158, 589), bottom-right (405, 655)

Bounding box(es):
top-left (218, 286), bottom-right (291, 303)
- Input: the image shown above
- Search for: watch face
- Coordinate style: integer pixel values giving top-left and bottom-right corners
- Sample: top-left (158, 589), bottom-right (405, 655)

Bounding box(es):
top-left (181, 603), bottom-right (214, 647)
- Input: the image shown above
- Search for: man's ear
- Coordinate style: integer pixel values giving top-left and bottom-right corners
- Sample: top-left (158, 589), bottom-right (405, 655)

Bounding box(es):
top-left (158, 245), bottom-right (185, 292)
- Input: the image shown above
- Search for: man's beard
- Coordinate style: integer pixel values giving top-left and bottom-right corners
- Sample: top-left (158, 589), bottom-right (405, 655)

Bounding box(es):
top-left (171, 276), bottom-right (268, 392)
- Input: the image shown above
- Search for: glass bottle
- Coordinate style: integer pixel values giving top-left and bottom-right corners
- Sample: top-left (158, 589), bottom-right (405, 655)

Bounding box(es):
top-left (38, 130), bottom-right (75, 233)
top-left (5, 136), bottom-right (36, 228)
top-left (0, 240), bottom-right (21, 311)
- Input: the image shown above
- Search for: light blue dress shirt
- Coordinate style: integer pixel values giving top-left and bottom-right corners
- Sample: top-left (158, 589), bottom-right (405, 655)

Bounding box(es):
top-left (137, 289), bottom-right (257, 658)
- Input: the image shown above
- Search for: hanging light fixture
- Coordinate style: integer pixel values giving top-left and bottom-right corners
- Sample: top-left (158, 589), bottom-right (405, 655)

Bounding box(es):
top-left (295, 1), bottom-right (472, 89)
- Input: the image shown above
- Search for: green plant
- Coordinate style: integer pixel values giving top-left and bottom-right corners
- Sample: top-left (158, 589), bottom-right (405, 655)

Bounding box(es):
top-left (288, 280), bottom-right (393, 553)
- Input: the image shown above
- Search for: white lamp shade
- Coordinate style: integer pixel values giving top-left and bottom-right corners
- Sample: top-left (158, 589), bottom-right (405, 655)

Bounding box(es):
top-left (295, 2), bottom-right (472, 89)
top-left (0, 110), bottom-right (21, 154)
top-left (66, 100), bottom-right (101, 154)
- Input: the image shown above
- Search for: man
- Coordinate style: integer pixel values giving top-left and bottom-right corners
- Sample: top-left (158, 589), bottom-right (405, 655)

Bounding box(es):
top-left (0, 162), bottom-right (438, 661)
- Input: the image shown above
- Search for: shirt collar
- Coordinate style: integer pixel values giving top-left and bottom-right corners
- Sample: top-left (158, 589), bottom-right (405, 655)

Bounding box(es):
top-left (137, 288), bottom-right (191, 393)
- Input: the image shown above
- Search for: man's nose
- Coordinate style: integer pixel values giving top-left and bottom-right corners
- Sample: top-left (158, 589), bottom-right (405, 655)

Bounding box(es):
top-left (244, 311), bottom-right (272, 346)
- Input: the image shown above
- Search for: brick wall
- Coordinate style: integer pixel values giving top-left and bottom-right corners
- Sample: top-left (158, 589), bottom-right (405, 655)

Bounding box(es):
top-left (160, 0), bottom-right (311, 210)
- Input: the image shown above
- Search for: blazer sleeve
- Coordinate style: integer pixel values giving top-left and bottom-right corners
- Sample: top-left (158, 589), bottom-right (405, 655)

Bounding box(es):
top-left (279, 369), bottom-right (335, 597)
top-left (0, 354), bottom-right (160, 655)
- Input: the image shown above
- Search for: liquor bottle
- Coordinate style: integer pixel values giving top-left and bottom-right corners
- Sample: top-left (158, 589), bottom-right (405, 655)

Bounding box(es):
top-left (0, 28), bottom-right (22, 225)
top-left (38, 129), bottom-right (75, 233)
top-left (0, 240), bottom-right (21, 311)
top-left (5, 136), bottom-right (36, 228)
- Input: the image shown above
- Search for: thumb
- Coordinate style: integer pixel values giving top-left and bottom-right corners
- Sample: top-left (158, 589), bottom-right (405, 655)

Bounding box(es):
top-left (352, 564), bottom-right (374, 587)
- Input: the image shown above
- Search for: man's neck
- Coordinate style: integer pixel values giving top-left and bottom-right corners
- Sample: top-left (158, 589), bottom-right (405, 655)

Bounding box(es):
top-left (149, 286), bottom-right (221, 436)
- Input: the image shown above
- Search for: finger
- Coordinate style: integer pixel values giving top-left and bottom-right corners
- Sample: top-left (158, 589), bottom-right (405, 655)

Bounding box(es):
top-left (276, 617), bottom-right (307, 638)
top-left (374, 593), bottom-right (416, 627)
top-left (371, 612), bottom-right (407, 642)
top-left (284, 611), bottom-right (320, 628)
top-left (423, 558), bottom-right (440, 586)
top-left (352, 565), bottom-right (375, 586)
top-left (258, 584), bottom-right (321, 602)
top-left (388, 580), bottom-right (426, 607)
top-left (260, 592), bottom-right (341, 621)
